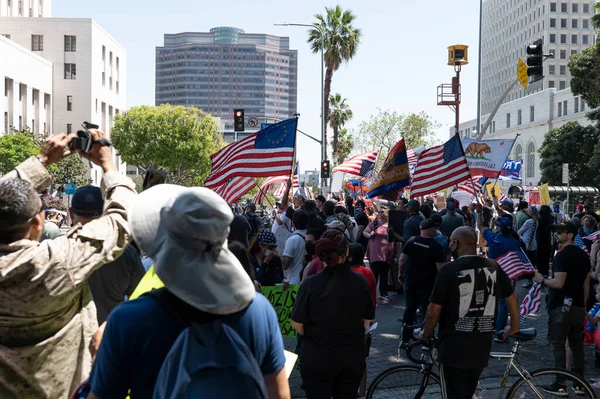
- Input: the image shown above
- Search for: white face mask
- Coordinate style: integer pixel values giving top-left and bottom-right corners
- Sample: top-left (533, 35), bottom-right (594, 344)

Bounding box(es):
top-left (265, 249), bottom-right (273, 256)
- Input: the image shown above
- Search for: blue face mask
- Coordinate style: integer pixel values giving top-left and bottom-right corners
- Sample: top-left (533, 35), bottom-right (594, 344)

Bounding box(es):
top-left (554, 206), bottom-right (560, 213)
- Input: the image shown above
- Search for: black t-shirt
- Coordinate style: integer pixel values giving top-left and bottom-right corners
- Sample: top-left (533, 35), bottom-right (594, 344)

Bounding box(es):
top-left (355, 212), bottom-right (370, 249)
top-left (228, 214), bottom-right (252, 248)
top-left (430, 256), bottom-right (513, 369)
top-left (291, 264), bottom-right (375, 367)
top-left (402, 236), bottom-right (445, 293)
top-left (402, 214), bottom-right (425, 241)
top-left (548, 245), bottom-right (591, 310)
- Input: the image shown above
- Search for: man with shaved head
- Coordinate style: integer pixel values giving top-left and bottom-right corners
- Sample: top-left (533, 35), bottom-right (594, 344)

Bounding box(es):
top-left (420, 227), bottom-right (520, 399)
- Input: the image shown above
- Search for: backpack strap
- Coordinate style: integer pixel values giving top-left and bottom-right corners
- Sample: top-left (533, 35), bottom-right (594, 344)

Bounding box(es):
top-left (294, 233), bottom-right (305, 241)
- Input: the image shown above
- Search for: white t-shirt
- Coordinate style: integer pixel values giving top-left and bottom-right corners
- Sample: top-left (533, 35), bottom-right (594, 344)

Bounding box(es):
top-left (283, 230), bottom-right (306, 284)
top-left (272, 213), bottom-right (293, 254)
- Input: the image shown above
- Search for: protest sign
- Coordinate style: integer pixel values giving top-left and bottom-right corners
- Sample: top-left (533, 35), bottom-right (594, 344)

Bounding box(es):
top-left (261, 284), bottom-right (299, 337)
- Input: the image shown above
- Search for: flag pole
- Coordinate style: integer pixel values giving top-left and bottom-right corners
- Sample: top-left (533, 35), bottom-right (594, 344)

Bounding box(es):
top-left (455, 133), bottom-right (478, 200)
top-left (253, 178), bottom-right (275, 208)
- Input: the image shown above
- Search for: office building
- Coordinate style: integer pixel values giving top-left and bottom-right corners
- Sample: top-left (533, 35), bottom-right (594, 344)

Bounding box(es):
top-left (0, 0), bottom-right (51, 18)
top-left (480, 0), bottom-right (596, 116)
top-left (300, 170), bottom-right (320, 187)
top-left (155, 27), bottom-right (298, 130)
top-left (0, 17), bottom-right (127, 184)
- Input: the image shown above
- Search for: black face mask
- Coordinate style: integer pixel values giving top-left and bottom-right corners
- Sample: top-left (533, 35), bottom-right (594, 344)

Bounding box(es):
top-left (450, 242), bottom-right (459, 260)
top-left (305, 242), bottom-right (315, 256)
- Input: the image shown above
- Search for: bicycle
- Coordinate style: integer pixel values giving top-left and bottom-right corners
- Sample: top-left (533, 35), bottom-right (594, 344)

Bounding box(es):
top-left (367, 327), bottom-right (596, 398)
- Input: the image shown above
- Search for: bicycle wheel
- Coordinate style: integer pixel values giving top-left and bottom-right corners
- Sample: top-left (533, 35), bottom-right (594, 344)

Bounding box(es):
top-left (367, 365), bottom-right (442, 399)
top-left (506, 367), bottom-right (596, 398)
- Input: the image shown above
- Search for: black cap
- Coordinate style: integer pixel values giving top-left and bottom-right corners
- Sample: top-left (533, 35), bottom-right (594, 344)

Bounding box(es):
top-left (420, 218), bottom-right (436, 230)
top-left (316, 195), bottom-right (326, 203)
top-left (408, 199), bottom-right (420, 210)
top-left (431, 214), bottom-right (443, 227)
top-left (71, 185), bottom-right (103, 217)
top-left (552, 221), bottom-right (578, 235)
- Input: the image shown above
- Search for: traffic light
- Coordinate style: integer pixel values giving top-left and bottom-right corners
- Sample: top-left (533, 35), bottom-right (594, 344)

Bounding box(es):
top-left (320, 160), bottom-right (330, 179)
top-left (526, 39), bottom-right (544, 80)
top-left (234, 109), bottom-right (245, 132)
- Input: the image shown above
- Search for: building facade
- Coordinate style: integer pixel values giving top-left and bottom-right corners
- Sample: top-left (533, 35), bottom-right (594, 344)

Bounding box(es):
top-left (480, 0), bottom-right (596, 116)
top-left (0, 17), bottom-right (127, 184)
top-left (300, 170), bottom-right (320, 187)
top-left (155, 27), bottom-right (298, 130)
top-left (0, 0), bottom-right (51, 18)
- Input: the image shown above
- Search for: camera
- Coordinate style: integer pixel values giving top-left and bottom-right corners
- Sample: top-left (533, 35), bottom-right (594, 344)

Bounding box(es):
top-left (69, 122), bottom-right (102, 153)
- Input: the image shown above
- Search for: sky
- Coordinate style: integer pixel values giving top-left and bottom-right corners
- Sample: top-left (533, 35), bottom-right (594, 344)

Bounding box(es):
top-left (53, 0), bottom-right (481, 174)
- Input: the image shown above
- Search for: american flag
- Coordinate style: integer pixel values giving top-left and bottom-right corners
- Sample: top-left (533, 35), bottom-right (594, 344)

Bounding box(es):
top-left (204, 118), bottom-right (297, 189)
top-left (410, 135), bottom-right (471, 199)
top-left (583, 230), bottom-right (600, 243)
top-left (293, 161), bottom-right (300, 189)
top-left (359, 159), bottom-right (375, 178)
top-left (496, 250), bottom-right (535, 280)
top-left (457, 176), bottom-right (488, 196)
top-left (252, 175), bottom-right (289, 204)
top-left (575, 234), bottom-right (590, 254)
top-left (213, 176), bottom-right (256, 204)
top-left (519, 282), bottom-right (542, 325)
top-left (333, 151), bottom-right (378, 176)
top-left (407, 145), bottom-right (426, 169)
top-left (273, 181), bottom-right (287, 199)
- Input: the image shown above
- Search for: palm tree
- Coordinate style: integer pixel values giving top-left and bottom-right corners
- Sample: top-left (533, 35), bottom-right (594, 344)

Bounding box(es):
top-left (329, 93), bottom-right (353, 163)
top-left (308, 5), bottom-right (361, 154)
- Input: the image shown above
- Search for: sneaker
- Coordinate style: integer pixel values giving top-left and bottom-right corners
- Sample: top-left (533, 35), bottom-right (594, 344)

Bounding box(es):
top-left (494, 336), bottom-right (508, 343)
top-left (572, 384), bottom-right (587, 396)
top-left (541, 383), bottom-right (568, 397)
top-left (591, 381), bottom-right (600, 388)
top-left (379, 295), bottom-right (390, 301)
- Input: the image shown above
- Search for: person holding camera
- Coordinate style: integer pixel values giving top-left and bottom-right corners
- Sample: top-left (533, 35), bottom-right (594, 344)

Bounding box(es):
top-left (0, 130), bottom-right (136, 398)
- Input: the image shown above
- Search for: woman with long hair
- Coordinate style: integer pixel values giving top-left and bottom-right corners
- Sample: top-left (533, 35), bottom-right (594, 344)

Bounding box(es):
top-left (248, 230), bottom-right (284, 286)
top-left (363, 210), bottom-right (395, 301)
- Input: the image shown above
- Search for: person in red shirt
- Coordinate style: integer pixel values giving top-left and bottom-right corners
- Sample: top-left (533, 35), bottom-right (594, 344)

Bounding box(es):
top-left (348, 242), bottom-right (378, 307)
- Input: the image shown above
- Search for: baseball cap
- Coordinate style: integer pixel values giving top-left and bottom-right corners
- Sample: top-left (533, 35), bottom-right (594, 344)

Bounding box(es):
top-left (500, 198), bottom-right (513, 207)
top-left (446, 201), bottom-right (456, 211)
top-left (431, 214), bottom-right (443, 227)
top-left (408, 199), bottom-right (420, 210)
top-left (496, 216), bottom-right (513, 230)
top-left (316, 195), bottom-right (326, 203)
top-left (71, 185), bottom-right (104, 217)
top-left (420, 218), bottom-right (436, 230)
top-left (552, 221), bottom-right (578, 235)
top-left (326, 220), bottom-right (346, 232)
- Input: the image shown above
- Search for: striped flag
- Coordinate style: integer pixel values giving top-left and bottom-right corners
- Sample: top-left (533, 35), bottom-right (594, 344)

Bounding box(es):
top-left (583, 230), bottom-right (600, 243)
top-left (273, 182), bottom-right (287, 199)
top-left (333, 151), bottom-right (378, 176)
top-left (359, 159), bottom-right (376, 178)
top-left (457, 176), bottom-right (488, 196)
top-left (252, 175), bottom-right (290, 204)
top-left (407, 145), bottom-right (426, 169)
top-left (293, 161), bottom-right (300, 189)
top-left (496, 250), bottom-right (535, 280)
top-left (575, 234), bottom-right (590, 254)
top-left (410, 135), bottom-right (471, 199)
top-left (520, 282), bottom-right (542, 324)
top-left (213, 176), bottom-right (256, 204)
top-left (205, 118), bottom-right (297, 189)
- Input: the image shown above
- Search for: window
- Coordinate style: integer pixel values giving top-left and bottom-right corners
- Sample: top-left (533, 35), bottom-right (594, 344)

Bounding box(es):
top-left (492, 121), bottom-right (496, 133)
top-left (559, 81), bottom-right (566, 90)
top-left (563, 100), bottom-right (568, 115)
top-left (573, 3), bottom-right (579, 12)
top-left (584, 4), bottom-right (590, 13)
top-left (18, 115), bottom-right (22, 130)
top-left (95, 98), bottom-right (98, 113)
top-left (571, 50), bottom-right (578, 56)
top-left (31, 119), bottom-right (34, 133)
top-left (109, 77), bottom-right (112, 90)
top-left (560, 65), bottom-right (567, 75)
top-left (116, 56), bottom-right (120, 71)
top-left (560, 50), bottom-right (567, 59)
top-left (64, 35), bottom-right (76, 52)
top-left (530, 106), bottom-right (535, 122)
top-left (583, 35), bottom-right (589, 44)
top-left (572, 34), bottom-right (578, 44)
top-left (550, 18), bottom-right (556, 27)
top-left (518, 109), bottom-right (522, 125)
top-left (527, 142), bottom-right (536, 178)
top-left (109, 51), bottom-right (113, 67)
top-left (584, 19), bottom-right (589, 29)
top-left (561, 3), bottom-right (567, 12)
top-left (560, 34), bottom-right (567, 44)
top-left (582, 101), bottom-right (586, 111)
top-left (43, 122), bottom-right (46, 133)
top-left (67, 124), bottom-right (72, 134)
top-left (18, 84), bottom-right (23, 101)
top-left (506, 113), bottom-right (511, 128)
top-left (549, 80), bottom-right (556, 88)
top-left (102, 45), bottom-right (106, 61)
top-left (64, 63), bottom-right (76, 79)
top-left (67, 95), bottom-right (73, 111)
top-left (558, 102), bottom-right (562, 117)
top-left (102, 72), bottom-right (105, 86)
top-left (572, 19), bottom-right (578, 28)
top-left (550, 34), bottom-right (556, 43)
top-left (550, 3), bottom-right (556, 12)
top-left (561, 18), bottom-right (567, 28)
top-left (549, 65), bottom-right (556, 74)
top-left (4, 78), bottom-right (9, 96)
top-left (575, 97), bottom-right (580, 113)
top-left (31, 34), bottom-right (43, 51)
top-left (116, 81), bottom-right (119, 94)
top-left (515, 144), bottom-right (523, 161)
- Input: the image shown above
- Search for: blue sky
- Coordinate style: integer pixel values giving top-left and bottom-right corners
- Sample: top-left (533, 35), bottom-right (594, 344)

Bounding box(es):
top-left (54, 0), bottom-right (481, 174)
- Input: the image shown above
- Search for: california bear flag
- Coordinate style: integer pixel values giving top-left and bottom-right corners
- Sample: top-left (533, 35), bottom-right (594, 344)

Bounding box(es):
top-left (461, 138), bottom-right (516, 179)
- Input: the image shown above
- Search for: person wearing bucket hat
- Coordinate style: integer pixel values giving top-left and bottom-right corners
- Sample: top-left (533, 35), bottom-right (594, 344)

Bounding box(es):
top-left (249, 229), bottom-right (284, 286)
top-left (87, 185), bottom-right (289, 399)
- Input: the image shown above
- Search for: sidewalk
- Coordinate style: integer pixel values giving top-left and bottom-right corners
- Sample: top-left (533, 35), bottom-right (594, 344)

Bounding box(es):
top-left (284, 283), bottom-right (600, 398)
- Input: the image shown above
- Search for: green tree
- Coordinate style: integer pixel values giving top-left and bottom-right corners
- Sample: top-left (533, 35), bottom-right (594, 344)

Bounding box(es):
top-left (569, 46), bottom-right (600, 109)
top-left (50, 156), bottom-right (91, 188)
top-left (111, 105), bottom-right (225, 186)
top-left (540, 122), bottom-right (600, 186)
top-left (329, 93), bottom-right (353, 164)
top-left (0, 132), bottom-right (39, 173)
top-left (309, 5), bottom-right (362, 152)
top-left (353, 109), bottom-right (440, 158)
top-left (335, 128), bottom-right (354, 164)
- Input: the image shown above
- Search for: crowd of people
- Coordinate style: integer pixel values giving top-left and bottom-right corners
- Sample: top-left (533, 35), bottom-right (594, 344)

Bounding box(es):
top-left (1, 130), bottom-right (600, 399)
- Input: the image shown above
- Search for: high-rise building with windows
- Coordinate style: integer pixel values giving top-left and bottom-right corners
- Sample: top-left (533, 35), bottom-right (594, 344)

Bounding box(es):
top-left (480, 0), bottom-right (596, 115)
top-left (0, 0), bottom-right (51, 18)
top-left (155, 27), bottom-right (298, 131)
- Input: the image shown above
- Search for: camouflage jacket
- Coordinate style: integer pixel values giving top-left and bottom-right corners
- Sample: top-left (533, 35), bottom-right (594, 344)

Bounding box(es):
top-left (0, 157), bottom-right (136, 399)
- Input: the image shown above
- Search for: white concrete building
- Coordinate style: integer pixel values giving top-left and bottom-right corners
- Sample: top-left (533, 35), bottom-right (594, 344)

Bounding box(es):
top-left (480, 0), bottom-right (596, 115)
top-left (0, 0), bottom-right (51, 18)
top-left (300, 170), bottom-right (320, 187)
top-left (454, 87), bottom-right (593, 187)
top-left (0, 17), bottom-right (127, 184)
top-left (0, 34), bottom-right (52, 135)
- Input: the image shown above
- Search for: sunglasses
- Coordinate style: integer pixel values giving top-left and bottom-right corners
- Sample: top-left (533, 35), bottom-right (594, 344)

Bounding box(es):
top-left (26, 202), bottom-right (45, 223)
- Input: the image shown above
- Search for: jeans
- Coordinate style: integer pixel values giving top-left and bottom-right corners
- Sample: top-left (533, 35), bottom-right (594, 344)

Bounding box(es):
top-left (495, 298), bottom-right (508, 339)
top-left (301, 361), bottom-right (365, 399)
top-left (440, 364), bottom-right (484, 399)
top-left (402, 282), bottom-right (430, 340)
top-left (371, 261), bottom-right (391, 297)
top-left (548, 306), bottom-right (586, 383)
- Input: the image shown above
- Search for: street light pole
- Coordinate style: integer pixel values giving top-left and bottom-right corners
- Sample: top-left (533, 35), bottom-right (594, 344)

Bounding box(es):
top-left (275, 22), bottom-right (326, 192)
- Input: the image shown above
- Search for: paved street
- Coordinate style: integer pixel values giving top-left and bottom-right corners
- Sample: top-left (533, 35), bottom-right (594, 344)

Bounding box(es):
top-left (284, 281), bottom-right (600, 398)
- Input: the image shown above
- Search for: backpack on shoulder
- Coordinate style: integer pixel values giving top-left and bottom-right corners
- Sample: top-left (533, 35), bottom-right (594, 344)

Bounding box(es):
top-left (148, 289), bottom-right (267, 399)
